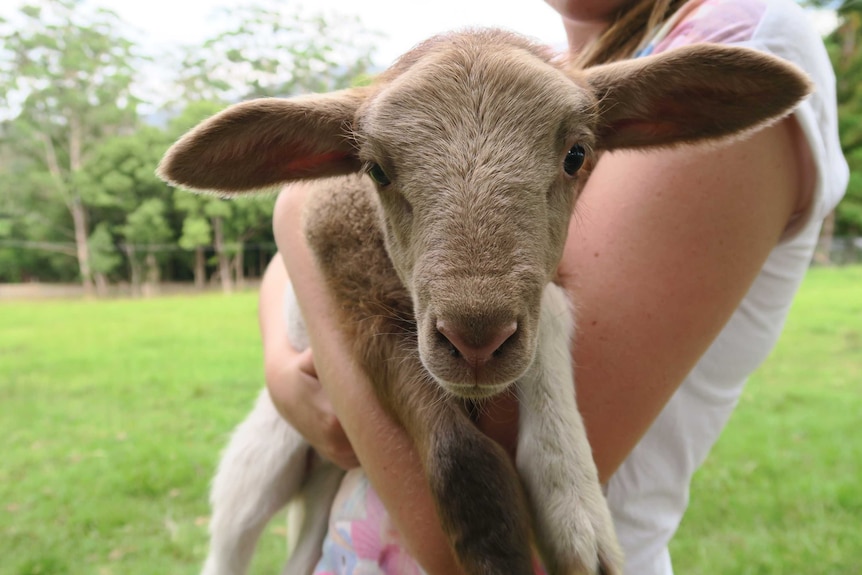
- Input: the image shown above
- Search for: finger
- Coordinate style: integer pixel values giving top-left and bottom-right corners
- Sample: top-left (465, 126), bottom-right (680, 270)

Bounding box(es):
top-left (319, 436), bottom-right (360, 470)
top-left (297, 348), bottom-right (318, 378)
top-left (329, 450), bottom-right (361, 471)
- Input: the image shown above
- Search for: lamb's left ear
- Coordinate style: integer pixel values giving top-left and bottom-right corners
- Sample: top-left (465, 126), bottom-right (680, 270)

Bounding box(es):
top-left (582, 44), bottom-right (813, 150)
top-left (157, 87), bottom-right (371, 194)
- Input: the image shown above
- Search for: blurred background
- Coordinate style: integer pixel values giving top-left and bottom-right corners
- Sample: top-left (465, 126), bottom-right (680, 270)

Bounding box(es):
top-left (0, 1), bottom-right (859, 574)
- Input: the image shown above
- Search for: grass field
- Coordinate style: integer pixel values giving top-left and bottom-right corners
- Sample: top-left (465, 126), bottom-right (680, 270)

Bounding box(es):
top-left (1, 267), bottom-right (860, 575)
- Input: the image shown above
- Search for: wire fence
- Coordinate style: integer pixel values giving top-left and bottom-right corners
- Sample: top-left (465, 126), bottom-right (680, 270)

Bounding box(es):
top-left (0, 239), bottom-right (278, 254)
top-left (3, 237), bottom-right (860, 265)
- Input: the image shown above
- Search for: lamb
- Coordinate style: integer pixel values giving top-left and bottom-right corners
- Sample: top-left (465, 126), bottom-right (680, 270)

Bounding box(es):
top-left (158, 29), bottom-right (810, 575)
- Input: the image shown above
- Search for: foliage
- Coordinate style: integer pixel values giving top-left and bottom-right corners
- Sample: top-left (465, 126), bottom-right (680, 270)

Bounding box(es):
top-left (120, 198), bottom-right (173, 249)
top-left (77, 126), bottom-right (172, 211)
top-left (88, 222), bottom-right (121, 277)
top-left (0, 144), bottom-right (79, 282)
top-left (3, 0), bottom-right (858, 290)
top-left (810, 0), bottom-right (862, 233)
top-left (178, 213), bottom-right (212, 252)
top-left (1, 267), bottom-right (860, 573)
top-left (0, 0), bottom-right (378, 291)
top-left (0, 0), bottom-right (141, 146)
top-left (174, 2), bottom-right (379, 102)
top-left (0, 0), bottom-right (143, 292)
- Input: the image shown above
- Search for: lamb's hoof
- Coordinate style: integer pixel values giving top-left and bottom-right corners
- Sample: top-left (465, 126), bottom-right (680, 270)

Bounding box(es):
top-left (596, 552), bottom-right (623, 575)
top-left (545, 504), bottom-right (623, 575)
top-left (590, 537), bottom-right (624, 575)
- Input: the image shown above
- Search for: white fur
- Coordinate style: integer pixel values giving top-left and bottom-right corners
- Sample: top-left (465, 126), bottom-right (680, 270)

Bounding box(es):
top-left (517, 284), bottom-right (621, 573)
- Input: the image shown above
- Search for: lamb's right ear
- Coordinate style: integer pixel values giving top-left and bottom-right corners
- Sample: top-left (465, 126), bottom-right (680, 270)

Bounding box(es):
top-left (582, 44), bottom-right (812, 151)
top-left (157, 88), bottom-right (370, 194)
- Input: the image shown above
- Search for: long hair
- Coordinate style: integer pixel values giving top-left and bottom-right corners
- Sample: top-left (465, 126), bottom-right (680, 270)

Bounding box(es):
top-left (575, 0), bottom-right (689, 67)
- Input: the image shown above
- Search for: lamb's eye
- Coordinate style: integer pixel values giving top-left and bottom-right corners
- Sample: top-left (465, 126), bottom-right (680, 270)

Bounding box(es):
top-left (368, 163), bottom-right (391, 186)
top-left (563, 144), bottom-right (586, 176)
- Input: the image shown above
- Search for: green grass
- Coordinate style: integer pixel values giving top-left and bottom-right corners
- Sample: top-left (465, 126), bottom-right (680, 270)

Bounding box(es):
top-left (1, 267), bottom-right (860, 574)
top-left (0, 293), bottom-right (285, 575)
top-left (670, 266), bottom-right (862, 574)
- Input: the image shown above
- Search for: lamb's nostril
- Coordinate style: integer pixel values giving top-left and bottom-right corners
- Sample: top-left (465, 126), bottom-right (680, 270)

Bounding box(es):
top-left (435, 329), bottom-right (461, 358)
top-left (436, 319), bottom-right (518, 367)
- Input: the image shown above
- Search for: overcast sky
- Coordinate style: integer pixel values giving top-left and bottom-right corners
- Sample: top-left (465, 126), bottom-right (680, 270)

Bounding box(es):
top-left (1, 0), bottom-right (838, 116)
top-left (3, 0), bottom-right (840, 67)
top-left (91, 1), bottom-right (571, 67)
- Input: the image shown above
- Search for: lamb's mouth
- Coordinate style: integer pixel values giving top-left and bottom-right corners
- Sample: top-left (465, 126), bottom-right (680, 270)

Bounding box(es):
top-left (438, 380), bottom-right (516, 400)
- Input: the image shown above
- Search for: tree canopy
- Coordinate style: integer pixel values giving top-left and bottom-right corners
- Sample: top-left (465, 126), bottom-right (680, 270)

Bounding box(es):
top-left (0, 0), bottom-right (379, 293)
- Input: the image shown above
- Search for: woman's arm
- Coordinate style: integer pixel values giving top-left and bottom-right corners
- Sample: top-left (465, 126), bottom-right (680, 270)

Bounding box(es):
top-left (258, 248), bottom-right (359, 470)
top-left (275, 116), bottom-right (808, 572)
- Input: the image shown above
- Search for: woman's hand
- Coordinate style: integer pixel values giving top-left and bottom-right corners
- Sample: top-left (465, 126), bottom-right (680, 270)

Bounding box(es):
top-left (266, 344), bottom-right (360, 470)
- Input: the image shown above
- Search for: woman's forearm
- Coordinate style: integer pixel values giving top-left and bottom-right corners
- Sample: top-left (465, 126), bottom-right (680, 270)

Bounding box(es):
top-left (275, 185), bottom-right (467, 575)
top-left (260, 244), bottom-right (360, 468)
top-left (259, 253), bottom-right (292, 361)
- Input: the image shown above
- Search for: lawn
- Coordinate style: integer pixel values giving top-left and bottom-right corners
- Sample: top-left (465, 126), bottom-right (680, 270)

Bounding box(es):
top-left (0, 294), bottom-right (284, 574)
top-left (670, 266), bottom-right (862, 574)
top-left (1, 267), bottom-right (860, 574)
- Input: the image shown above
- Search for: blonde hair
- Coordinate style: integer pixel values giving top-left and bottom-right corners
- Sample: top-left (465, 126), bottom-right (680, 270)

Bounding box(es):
top-left (576, 0), bottom-right (689, 67)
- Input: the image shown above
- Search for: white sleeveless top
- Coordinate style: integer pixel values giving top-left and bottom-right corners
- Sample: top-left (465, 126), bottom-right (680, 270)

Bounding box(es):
top-left (605, 1), bottom-right (848, 573)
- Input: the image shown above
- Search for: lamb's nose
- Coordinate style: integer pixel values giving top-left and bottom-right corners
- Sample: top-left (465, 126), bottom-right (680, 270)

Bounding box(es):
top-left (436, 319), bottom-right (518, 368)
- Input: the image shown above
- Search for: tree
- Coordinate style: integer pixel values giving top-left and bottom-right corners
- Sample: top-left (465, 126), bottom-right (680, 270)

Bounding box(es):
top-left (120, 198), bottom-right (173, 297)
top-left (0, 0), bottom-right (142, 294)
top-left (163, 4), bottom-right (374, 291)
top-left (173, 187), bottom-right (275, 293)
top-left (168, 101), bottom-right (227, 290)
top-left (177, 212), bottom-right (212, 289)
top-left (220, 195), bottom-right (276, 291)
top-left (77, 124), bottom-right (176, 293)
top-left (173, 1), bottom-right (379, 103)
top-left (803, 1), bottom-right (862, 260)
top-left (0, 1), bottom-right (377, 289)
top-left (88, 222), bottom-right (121, 294)
top-left (0, 135), bottom-right (79, 282)
top-left (831, 7), bottom-right (862, 235)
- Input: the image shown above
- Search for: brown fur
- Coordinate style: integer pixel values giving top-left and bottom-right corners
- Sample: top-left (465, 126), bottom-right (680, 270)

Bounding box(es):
top-left (158, 29), bottom-right (811, 575)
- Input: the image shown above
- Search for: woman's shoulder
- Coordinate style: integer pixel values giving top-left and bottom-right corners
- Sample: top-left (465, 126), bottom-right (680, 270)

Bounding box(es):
top-left (653, 0), bottom-right (847, 228)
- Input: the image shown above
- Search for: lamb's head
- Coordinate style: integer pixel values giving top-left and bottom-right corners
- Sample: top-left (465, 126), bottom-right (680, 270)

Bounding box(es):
top-left (158, 29), bottom-right (810, 399)
top-left (352, 33), bottom-right (600, 397)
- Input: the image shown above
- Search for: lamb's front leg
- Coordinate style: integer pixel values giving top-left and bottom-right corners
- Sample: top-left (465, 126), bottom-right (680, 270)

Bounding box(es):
top-left (382, 364), bottom-right (536, 575)
top-left (424, 406), bottom-right (536, 575)
top-left (516, 283), bottom-right (623, 575)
